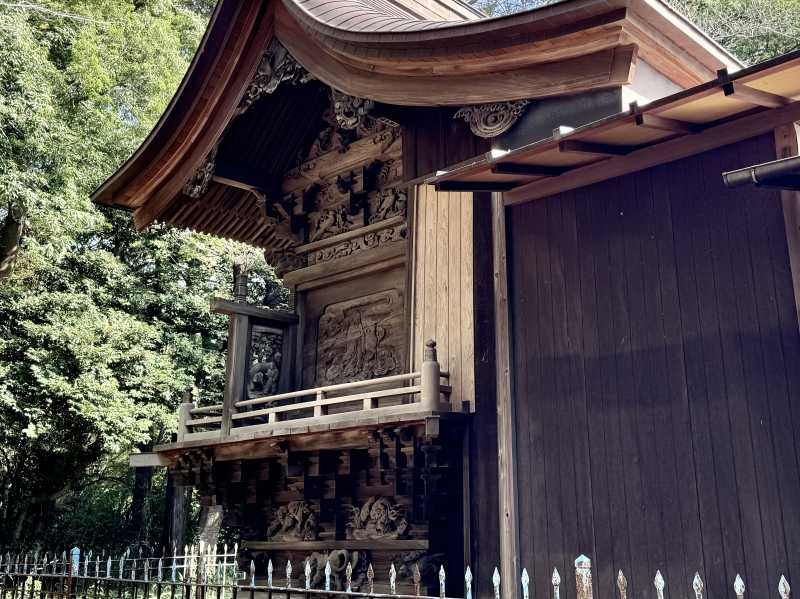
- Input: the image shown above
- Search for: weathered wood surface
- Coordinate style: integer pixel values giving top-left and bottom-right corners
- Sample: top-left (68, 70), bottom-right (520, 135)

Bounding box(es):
top-left (410, 186), bottom-right (475, 411)
top-left (505, 134), bottom-right (800, 599)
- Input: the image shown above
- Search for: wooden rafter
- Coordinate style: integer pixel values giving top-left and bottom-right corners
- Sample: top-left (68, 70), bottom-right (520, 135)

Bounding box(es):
top-left (722, 81), bottom-right (791, 108)
top-left (634, 113), bottom-right (702, 134)
top-left (491, 163), bottom-right (570, 176)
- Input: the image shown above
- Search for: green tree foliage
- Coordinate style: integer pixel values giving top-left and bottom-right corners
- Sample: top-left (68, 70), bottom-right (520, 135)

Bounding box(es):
top-left (0, 1), bottom-right (286, 550)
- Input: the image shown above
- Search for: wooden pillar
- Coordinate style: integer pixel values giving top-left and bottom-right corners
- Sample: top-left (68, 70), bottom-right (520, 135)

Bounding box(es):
top-left (775, 123), bottom-right (800, 331)
top-left (491, 192), bottom-right (520, 597)
top-left (222, 313), bottom-right (249, 435)
top-left (163, 475), bottom-right (187, 553)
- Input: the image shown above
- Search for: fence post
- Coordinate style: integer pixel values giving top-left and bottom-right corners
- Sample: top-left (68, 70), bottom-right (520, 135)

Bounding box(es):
top-left (69, 548), bottom-right (80, 599)
top-left (421, 340), bottom-right (441, 410)
top-left (575, 556), bottom-right (592, 599)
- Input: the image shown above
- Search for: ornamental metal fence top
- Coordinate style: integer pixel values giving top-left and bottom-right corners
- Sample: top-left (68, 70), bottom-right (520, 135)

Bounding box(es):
top-left (0, 547), bottom-right (793, 599)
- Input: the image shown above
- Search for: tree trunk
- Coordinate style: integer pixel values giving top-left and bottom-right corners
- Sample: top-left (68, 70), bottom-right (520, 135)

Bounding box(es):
top-left (0, 202), bottom-right (25, 281)
top-left (129, 465), bottom-right (154, 544)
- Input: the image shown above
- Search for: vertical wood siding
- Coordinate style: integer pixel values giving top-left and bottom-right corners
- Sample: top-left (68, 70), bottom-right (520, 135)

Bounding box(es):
top-left (411, 185), bottom-right (475, 410)
top-left (506, 134), bottom-right (800, 599)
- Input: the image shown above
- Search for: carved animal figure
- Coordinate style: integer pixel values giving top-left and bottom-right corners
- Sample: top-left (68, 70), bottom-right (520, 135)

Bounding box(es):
top-left (266, 501), bottom-right (319, 541)
top-left (346, 496), bottom-right (408, 539)
top-left (305, 550), bottom-right (367, 591)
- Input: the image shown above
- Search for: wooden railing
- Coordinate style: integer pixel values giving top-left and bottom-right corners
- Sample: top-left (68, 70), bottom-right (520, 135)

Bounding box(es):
top-left (178, 340), bottom-right (452, 442)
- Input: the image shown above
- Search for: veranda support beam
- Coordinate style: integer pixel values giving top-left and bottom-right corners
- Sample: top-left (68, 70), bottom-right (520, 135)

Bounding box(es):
top-left (558, 139), bottom-right (637, 156)
top-left (491, 163), bottom-right (571, 176)
top-left (635, 112), bottom-right (702, 134)
top-left (723, 81), bottom-right (791, 108)
top-left (435, 181), bottom-right (518, 192)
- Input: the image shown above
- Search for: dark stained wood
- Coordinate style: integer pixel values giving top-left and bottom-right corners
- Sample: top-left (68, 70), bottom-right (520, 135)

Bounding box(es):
top-left (506, 134), bottom-right (800, 597)
top-left (469, 193), bottom-right (501, 594)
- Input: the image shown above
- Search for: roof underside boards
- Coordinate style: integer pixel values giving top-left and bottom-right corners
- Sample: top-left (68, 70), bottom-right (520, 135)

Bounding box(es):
top-left (429, 50), bottom-right (800, 205)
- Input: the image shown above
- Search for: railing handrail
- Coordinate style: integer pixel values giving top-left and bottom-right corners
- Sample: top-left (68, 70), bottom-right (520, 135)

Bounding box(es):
top-left (234, 371), bottom-right (425, 409)
top-left (232, 385), bottom-right (422, 421)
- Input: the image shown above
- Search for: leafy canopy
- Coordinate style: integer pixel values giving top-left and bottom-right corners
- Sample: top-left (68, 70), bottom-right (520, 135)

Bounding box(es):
top-left (0, 0), bottom-right (285, 549)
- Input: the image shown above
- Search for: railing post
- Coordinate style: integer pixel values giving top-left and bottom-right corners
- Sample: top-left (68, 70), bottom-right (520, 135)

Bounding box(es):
top-left (177, 399), bottom-right (195, 442)
top-left (421, 340), bottom-right (441, 411)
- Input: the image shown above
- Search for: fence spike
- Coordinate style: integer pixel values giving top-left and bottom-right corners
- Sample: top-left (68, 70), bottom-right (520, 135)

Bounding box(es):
top-left (575, 555), bottom-right (593, 599)
top-left (84, 552), bottom-right (89, 577)
top-left (779, 576), bottom-right (791, 599)
top-left (267, 558), bottom-right (273, 587)
top-left (413, 563), bottom-right (422, 597)
top-left (106, 556), bottom-right (111, 578)
top-left (131, 558), bottom-right (137, 581)
top-left (521, 568), bottom-right (530, 599)
top-left (171, 557), bottom-right (177, 583)
top-left (693, 573), bottom-right (704, 599)
top-left (553, 568), bottom-right (562, 599)
top-left (158, 558), bottom-right (163, 582)
top-left (368, 563), bottom-right (375, 595)
top-left (325, 560), bottom-right (332, 592)
top-left (655, 570), bottom-right (666, 599)
top-left (493, 567), bottom-right (501, 599)
top-left (389, 563), bottom-right (397, 596)
top-left (95, 556), bottom-right (99, 578)
top-left (465, 566), bottom-right (473, 599)
top-left (250, 560), bottom-right (256, 588)
top-left (618, 571), bottom-right (628, 599)
top-left (306, 559), bottom-right (312, 590)
top-left (144, 561), bottom-right (149, 584)
top-left (120, 554), bottom-right (125, 579)
top-left (439, 565), bottom-right (446, 599)
top-left (734, 574), bottom-right (745, 599)
top-left (347, 561), bottom-right (354, 594)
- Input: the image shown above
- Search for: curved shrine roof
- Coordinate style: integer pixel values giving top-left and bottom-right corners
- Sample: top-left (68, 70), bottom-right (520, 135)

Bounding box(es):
top-left (92, 0), bottom-right (741, 230)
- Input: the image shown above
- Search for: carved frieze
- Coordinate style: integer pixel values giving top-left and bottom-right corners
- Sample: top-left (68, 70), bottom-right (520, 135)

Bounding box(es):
top-left (183, 147), bottom-right (217, 198)
top-left (316, 289), bottom-right (402, 385)
top-left (308, 223), bottom-right (406, 266)
top-left (454, 100), bottom-right (530, 138)
top-left (346, 496), bottom-right (409, 540)
top-left (266, 501), bottom-right (320, 541)
top-left (239, 40), bottom-right (314, 113)
top-left (248, 326), bottom-right (283, 398)
top-left (394, 551), bottom-right (445, 583)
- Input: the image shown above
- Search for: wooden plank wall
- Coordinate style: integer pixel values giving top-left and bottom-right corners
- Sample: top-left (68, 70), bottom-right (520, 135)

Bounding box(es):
top-left (410, 185), bottom-right (475, 410)
top-left (506, 134), bottom-right (800, 599)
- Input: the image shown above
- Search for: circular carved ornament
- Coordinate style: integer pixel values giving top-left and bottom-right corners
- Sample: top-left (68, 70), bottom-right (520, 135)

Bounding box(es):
top-left (453, 100), bottom-right (531, 138)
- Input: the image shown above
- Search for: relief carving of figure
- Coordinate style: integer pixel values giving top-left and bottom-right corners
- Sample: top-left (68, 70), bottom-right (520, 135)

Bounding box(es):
top-left (369, 188), bottom-right (407, 223)
top-left (346, 496), bottom-right (409, 540)
top-left (316, 290), bottom-right (401, 385)
top-left (305, 550), bottom-right (367, 591)
top-left (309, 206), bottom-right (354, 242)
top-left (266, 501), bottom-right (320, 541)
top-left (394, 551), bottom-right (445, 584)
top-left (248, 329), bottom-right (283, 398)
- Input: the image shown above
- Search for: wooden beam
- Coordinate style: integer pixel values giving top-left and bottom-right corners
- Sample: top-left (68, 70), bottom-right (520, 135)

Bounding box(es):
top-left (723, 81), bottom-right (791, 108)
top-left (635, 112), bottom-right (702, 134)
top-left (505, 100), bottom-right (800, 205)
top-left (491, 162), bottom-right (570, 177)
top-left (435, 181), bottom-right (518, 192)
top-left (558, 139), bottom-right (637, 156)
top-left (210, 298), bottom-right (298, 323)
top-left (129, 453), bottom-right (170, 468)
top-left (492, 192), bottom-right (520, 599)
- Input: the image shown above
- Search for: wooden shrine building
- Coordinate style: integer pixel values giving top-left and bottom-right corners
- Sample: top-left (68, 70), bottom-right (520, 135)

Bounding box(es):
top-left (92, 0), bottom-right (800, 596)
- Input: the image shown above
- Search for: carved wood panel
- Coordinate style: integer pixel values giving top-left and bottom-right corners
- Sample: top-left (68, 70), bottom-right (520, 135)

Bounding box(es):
top-left (301, 266), bottom-right (406, 388)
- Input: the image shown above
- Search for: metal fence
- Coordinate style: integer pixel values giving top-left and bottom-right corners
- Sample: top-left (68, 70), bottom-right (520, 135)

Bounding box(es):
top-left (0, 548), bottom-right (793, 599)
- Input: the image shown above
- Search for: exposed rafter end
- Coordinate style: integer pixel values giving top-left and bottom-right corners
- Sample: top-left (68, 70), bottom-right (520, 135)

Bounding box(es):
top-left (435, 181), bottom-right (518, 192)
top-left (635, 113), bottom-right (702, 134)
top-left (558, 139), bottom-right (636, 156)
top-left (722, 82), bottom-right (791, 108)
top-left (491, 163), bottom-right (570, 177)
